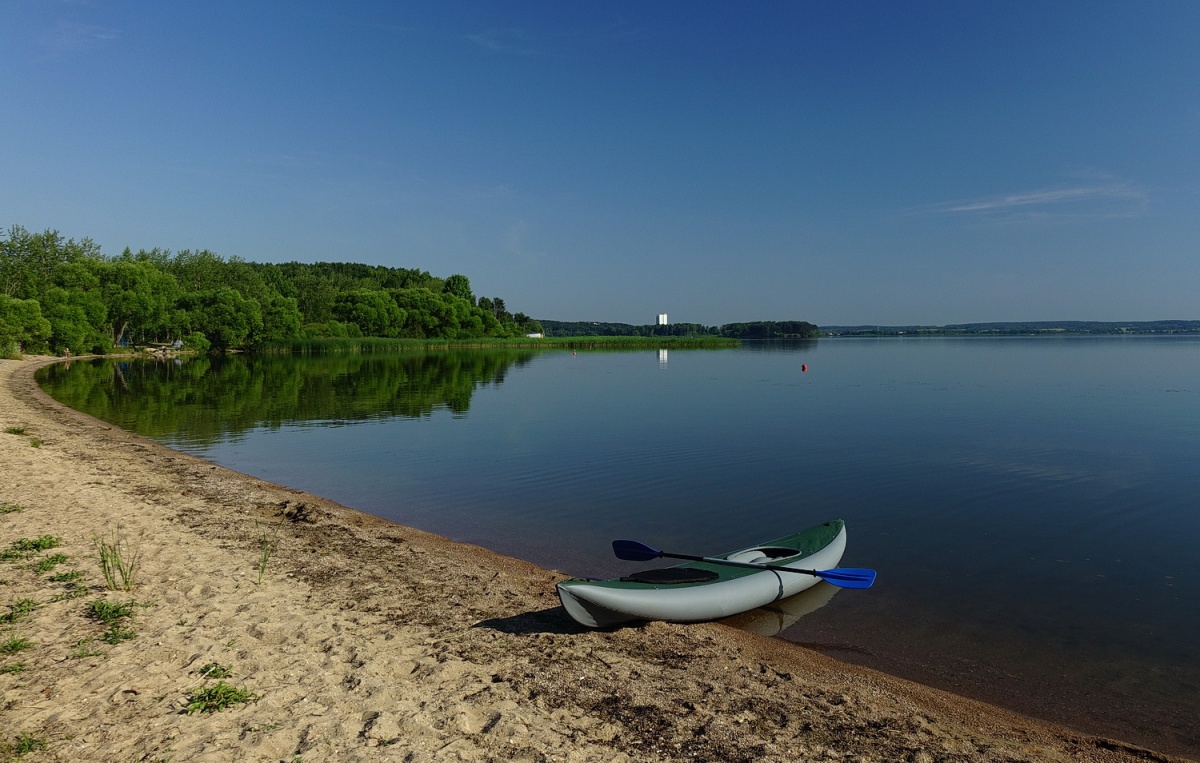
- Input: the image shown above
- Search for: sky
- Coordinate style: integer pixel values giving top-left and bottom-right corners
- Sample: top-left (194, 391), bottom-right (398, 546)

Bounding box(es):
top-left (2, 1), bottom-right (1198, 326)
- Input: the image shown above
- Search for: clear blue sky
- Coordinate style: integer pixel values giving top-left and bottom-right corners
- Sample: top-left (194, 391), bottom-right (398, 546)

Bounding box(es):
top-left (3, 1), bottom-right (1198, 326)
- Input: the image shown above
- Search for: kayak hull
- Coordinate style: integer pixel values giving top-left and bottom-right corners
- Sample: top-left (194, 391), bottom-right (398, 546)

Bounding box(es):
top-left (557, 520), bottom-right (847, 628)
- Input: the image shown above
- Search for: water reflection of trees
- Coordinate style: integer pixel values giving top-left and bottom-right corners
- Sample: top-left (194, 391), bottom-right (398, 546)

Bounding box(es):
top-left (37, 350), bottom-right (537, 446)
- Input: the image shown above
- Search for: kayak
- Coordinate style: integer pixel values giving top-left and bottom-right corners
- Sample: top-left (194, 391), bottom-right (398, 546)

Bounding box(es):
top-left (557, 519), bottom-right (848, 628)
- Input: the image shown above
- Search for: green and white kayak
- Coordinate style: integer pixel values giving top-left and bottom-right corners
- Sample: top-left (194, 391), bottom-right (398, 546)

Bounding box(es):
top-left (557, 519), bottom-right (848, 628)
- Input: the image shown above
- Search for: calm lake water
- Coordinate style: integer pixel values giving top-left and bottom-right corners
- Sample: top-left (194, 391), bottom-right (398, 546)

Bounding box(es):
top-left (38, 337), bottom-right (1200, 757)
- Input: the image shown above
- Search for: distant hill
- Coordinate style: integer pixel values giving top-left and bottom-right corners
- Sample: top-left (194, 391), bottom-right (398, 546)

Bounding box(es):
top-left (820, 321), bottom-right (1200, 336)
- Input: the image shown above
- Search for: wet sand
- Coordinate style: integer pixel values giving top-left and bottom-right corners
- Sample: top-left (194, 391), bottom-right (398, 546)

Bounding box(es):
top-left (1, 355), bottom-right (1192, 762)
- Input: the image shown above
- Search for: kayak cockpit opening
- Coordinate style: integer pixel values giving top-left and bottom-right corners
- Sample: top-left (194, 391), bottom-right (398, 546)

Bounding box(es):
top-left (725, 546), bottom-right (800, 564)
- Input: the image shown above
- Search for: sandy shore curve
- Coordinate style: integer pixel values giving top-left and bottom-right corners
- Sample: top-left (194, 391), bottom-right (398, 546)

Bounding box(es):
top-left (0, 355), bottom-right (1189, 762)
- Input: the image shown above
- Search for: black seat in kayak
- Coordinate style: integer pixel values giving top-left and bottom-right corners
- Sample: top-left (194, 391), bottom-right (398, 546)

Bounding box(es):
top-left (620, 568), bottom-right (720, 584)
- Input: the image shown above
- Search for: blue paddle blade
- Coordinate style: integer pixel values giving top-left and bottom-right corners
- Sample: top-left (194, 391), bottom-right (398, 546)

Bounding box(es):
top-left (814, 567), bottom-right (877, 589)
top-left (612, 539), bottom-right (663, 561)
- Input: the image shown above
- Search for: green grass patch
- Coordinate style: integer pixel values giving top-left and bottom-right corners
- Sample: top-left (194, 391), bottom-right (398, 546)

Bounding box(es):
top-left (1, 599), bottom-right (38, 624)
top-left (88, 599), bottom-right (137, 625)
top-left (49, 587), bottom-right (90, 602)
top-left (0, 502), bottom-right (22, 515)
top-left (261, 336), bottom-right (440, 355)
top-left (29, 438), bottom-right (42, 448)
top-left (69, 637), bottom-right (104, 659)
top-left (183, 681), bottom-right (259, 714)
top-left (48, 570), bottom-right (84, 583)
top-left (3, 427), bottom-right (27, 435)
top-left (12, 537), bottom-right (61, 552)
top-left (0, 636), bottom-right (34, 655)
top-left (95, 525), bottom-right (140, 591)
top-left (2, 536), bottom-right (62, 562)
top-left (196, 662), bottom-right (233, 679)
top-left (0, 662), bottom-right (27, 675)
top-left (100, 625), bottom-right (137, 645)
top-left (33, 553), bottom-right (68, 575)
top-left (1, 733), bottom-right (48, 758)
top-left (88, 598), bottom-right (140, 645)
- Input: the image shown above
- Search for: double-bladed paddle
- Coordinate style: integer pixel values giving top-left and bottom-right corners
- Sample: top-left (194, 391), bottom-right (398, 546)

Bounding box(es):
top-left (612, 539), bottom-right (877, 589)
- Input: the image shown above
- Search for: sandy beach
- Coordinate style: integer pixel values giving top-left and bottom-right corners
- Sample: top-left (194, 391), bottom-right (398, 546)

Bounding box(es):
top-left (0, 354), bottom-right (1190, 763)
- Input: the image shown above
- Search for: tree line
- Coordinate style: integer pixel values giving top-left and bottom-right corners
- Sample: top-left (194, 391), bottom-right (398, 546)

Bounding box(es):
top-left (539, 319), bottom-right (820, 339)
top-left (0, 225), bottom-right (543, 357)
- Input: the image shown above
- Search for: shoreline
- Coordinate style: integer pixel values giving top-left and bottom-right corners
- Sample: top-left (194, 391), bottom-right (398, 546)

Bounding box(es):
top-left (1, 355), bottom-right (1191, 762)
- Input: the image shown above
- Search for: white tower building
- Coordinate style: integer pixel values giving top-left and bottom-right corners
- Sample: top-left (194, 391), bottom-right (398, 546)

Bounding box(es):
top-left (657, 313), bottom-right (668, 325)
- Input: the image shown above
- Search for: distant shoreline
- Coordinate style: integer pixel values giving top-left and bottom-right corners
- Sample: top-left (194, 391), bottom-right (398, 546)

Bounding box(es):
top-left (819, 320), bottom-right (1200, 336)
top-left (532, 319), bottom-right (1200, 341)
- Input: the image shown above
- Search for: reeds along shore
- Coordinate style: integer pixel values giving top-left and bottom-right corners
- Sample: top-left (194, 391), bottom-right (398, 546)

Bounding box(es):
top-left (0, 354), bottom-right (1191, 763)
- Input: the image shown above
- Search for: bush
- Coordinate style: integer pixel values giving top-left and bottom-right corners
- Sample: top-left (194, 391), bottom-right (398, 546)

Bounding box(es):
top-left (184, 331), bottom-right (211, 353)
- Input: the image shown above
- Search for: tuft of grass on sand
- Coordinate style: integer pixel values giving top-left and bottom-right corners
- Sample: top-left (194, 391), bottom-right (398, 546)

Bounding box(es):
top-left (69, 637), bottom-right (104, 659)
top-left (1, 599), bottom-right (38, 625)
top-left (0, 502), bottom-right (22, 516)
top-left (33, 553), bottom-right (68, 575)
top-left (0, 636), bottom-right (34, 655)
top-left (100, 624), bottom-right (137, 645)
top-left (183, 681), bottom-right (259, 714)
top-left (48, 568), bottom-right (89, 601)
top-left (3, 426), bottom-right (27, 435)
top-left (49, 586), bottom-right (90, 603)
top-left (95, 525), bottom-right (140, 591)
top-left (0, 662), bottom-right (28, 675)
top-left (0, 733), bottom-right (48, 758)
top-left (196, 662), bottom-right (233, 679)
top-left (88, 598), bottom-right (140, 645)
top-left (256, 519), bottom-right (285, 585)
top-left (1, 536), bottom-right (61, 562)
top-left (88, 599), bottom-right (138, 625)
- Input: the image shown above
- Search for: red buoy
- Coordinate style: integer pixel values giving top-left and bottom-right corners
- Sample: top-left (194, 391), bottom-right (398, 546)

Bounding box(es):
top-left (802, 364), bottom-right (808, 373)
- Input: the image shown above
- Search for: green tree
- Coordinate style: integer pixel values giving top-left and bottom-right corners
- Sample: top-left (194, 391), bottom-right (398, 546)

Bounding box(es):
top-left (391, 288), bottom-right (457, 339)
top-left (513, 313), bottom-right (543, 335)
top-left (258, 293), bottom-right (304, 342)
top-left (168, 249), bottom-right (229, 293)
top-left (97, 259), bottom-right (180, 345)
top-left (0, 295), bottom-right (52, 357)
top-left (120, 246), bottom-right (173, 269)
top-left (1, 225), bottom-right (102, 300)
top-left (332, 289), bottom-right (406, 338)
top-left (442, 274), bottom-right (474, 305)
top-left (286, 271), bottom-right (338, 324)
top-left (179, 288), bottom-right (263, 351)
top-left (39, 286), bottom-right (110, 354)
